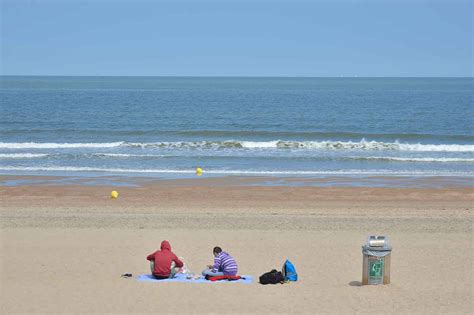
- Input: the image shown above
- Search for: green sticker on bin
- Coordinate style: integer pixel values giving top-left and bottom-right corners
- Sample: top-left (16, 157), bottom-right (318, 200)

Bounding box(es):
top-left (369, 259), bottom-right (383, 278)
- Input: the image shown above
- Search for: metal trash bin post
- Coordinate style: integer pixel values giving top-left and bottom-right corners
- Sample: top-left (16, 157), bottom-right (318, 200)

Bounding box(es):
top-left (362, 236), bottom-right (392, 285)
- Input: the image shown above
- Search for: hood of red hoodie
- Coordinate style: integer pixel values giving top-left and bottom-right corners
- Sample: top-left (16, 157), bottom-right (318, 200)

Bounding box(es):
top-left (160, 240), bottom-right (171, 251)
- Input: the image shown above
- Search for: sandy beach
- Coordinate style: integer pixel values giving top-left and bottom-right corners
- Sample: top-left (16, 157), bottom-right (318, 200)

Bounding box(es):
top-left (0, 176), bottom-right (472, 314)
top-left (2, 0), bottom-right (473, 313)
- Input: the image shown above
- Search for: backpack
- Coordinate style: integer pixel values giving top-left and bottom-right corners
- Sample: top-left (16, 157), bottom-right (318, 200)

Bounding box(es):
top-left (282, 259), bottom-right (298, 281)
top-left (259, 269), bottom-right (285, 285)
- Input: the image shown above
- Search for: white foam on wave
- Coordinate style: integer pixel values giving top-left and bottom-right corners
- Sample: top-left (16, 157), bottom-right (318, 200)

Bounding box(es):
top-left (396, 143), bottom-right (474, 152)
top-left (1, 140), bottom-right (473, 152)
top-left (0, 166), bottom-right (195, 173)
top-left (94, 153), bottom-right (167, 158)
top-left (0, 152), bottom-right (470, 162)
top-left (0, 142), bottom-right (124, 149)
top-left (279, 140), bottom-right (474, 152)
top-left (123, 140), bottom-right (474, 152)
top-left (240, 141), bottom-right (280, 149)
top-left (359, 157), bottom-right (474, 163)
top-left (0, 166), bottom-right (472, 177)
top-left (0, 153), bottom-right (49, 159)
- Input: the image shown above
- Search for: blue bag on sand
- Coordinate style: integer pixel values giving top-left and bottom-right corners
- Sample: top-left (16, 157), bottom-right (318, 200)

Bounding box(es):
top-left (282, 259), bottom-right (298, 281)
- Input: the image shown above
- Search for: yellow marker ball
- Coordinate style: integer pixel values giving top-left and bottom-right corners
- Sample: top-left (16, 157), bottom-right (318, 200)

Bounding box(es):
top-left (111, 191), bottom-right (119, 199)
top-left (196, 167), bottom-right (203, 176)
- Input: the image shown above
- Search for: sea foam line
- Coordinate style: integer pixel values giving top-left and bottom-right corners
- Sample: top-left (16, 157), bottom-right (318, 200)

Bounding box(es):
top-left (356, 157), bottom-right (474, 163)
top-left (0, 142), bottom-right (124, 149)
top-left (0, 153), bottom-right (472, 163)
top-left (0, 166), bottom-right (472, 177)
top-left (0, 153), bottom-right (49, 159)
top-left (0, 140), bottom-right (473, 152)
top-left (93, 153), bottom-right (167, 158)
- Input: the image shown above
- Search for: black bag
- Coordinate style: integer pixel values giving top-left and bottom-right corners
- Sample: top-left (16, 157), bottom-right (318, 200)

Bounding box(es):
top-left (259, 269), bottom-right (285, 285)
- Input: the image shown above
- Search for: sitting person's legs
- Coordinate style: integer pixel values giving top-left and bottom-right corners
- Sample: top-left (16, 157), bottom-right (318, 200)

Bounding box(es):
top-left (169, 261), bottom-right (179, 278)
top-left (150, 260), bottom-right (177, 279)
top-left (202, 268), bottom-right (225, 277)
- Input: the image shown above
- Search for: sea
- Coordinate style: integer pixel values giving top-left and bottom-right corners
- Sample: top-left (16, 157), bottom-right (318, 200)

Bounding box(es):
top-left (1, 76), bottom-right (473, 185)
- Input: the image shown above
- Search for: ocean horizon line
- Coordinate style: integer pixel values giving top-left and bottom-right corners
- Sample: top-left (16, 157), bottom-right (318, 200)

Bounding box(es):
top-left (1, 75), bottom-right (473, 79)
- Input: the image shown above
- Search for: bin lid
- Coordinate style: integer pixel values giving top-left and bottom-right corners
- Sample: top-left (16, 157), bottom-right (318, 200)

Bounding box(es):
top-left (362, 244), bottom-right (392, 251)
top-left (367, 235), bottom-right (389, 247)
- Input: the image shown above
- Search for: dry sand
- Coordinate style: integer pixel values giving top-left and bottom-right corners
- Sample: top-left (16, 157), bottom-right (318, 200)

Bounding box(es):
top-left (1, 176), bottom-right (472, 314)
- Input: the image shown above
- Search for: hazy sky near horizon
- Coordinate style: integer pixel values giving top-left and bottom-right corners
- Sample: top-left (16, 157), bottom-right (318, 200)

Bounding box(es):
top-left (1, 0), bottom-right (472, 77)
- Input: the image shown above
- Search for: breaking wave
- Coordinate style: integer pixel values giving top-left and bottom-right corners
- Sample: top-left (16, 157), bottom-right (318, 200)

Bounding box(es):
top-left (0, 142), bottom-right (124, 149)
top-left (125, 140), bottom-right (474, 152)
top-left (0, 153), bottom-right (49, 159)
top-left (92, 153), bottom-right (167, 158)
top-left (1, 140), bottom-right (473, 152)
top-left (359, 157), bottom-right (474, 163)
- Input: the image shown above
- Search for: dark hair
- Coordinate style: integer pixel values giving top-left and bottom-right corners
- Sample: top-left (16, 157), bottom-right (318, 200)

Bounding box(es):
top-left (213, 246), bottom-right (222, 254)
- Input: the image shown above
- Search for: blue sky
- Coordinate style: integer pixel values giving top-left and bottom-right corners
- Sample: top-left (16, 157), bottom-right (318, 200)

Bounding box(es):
top-left (1, 0), bottom-right (472, 76)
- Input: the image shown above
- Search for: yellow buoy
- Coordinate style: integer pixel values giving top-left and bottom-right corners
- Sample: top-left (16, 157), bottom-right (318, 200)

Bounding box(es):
top-left (196, 167), bottom-right (203, 176)
top-left (111, 190), bottom-right (119, 199)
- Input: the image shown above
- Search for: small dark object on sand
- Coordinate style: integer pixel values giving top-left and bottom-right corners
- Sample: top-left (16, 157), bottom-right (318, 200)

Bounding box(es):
top-left (121, 273), bottom-right (133, 278)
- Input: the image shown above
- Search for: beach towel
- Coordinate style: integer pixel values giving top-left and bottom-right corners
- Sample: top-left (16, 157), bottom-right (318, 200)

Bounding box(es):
top-left (136, 273), bottom-right (252, 284)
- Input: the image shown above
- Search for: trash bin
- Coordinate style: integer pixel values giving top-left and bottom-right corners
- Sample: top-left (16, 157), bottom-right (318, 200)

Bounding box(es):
top-left (362, 236), bottom-right (392, 285)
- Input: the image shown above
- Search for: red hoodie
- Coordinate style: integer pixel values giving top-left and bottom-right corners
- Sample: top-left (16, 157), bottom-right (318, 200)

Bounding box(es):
top-left (146, 240), bottom-right (183, 277)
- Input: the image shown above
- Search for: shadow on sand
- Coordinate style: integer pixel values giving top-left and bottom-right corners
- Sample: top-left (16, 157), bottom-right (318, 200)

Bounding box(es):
top-left (349, 281), bottom-right (362, 287)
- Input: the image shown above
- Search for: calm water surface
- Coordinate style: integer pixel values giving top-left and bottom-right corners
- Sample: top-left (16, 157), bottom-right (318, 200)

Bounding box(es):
top-left (1, 76), bottom-right (473, 179)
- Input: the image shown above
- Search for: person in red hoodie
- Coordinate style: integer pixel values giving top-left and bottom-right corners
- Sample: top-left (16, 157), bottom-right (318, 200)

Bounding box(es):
top-left (146, 240), bottom-right (183, 279)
